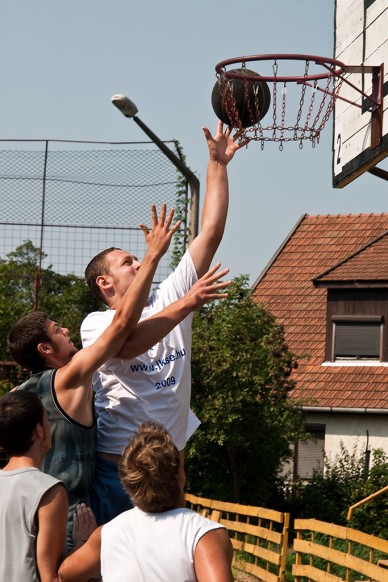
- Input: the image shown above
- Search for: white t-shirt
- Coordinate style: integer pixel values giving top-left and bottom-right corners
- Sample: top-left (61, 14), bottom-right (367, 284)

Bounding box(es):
top-left (101, 506), bottom-right (225, 582)
top-left (81, 251), bottom-right (200, 453)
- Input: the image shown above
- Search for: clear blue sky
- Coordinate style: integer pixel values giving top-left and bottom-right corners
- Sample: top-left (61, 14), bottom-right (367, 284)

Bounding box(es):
top-left (1, 0), bottom-right (387, 283)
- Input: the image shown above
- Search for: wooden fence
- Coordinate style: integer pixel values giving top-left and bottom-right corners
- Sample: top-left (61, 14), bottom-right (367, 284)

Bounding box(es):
top-left (186, 495), bottom-right (388, 581)
top-left (185, 493), bottom-right (290, 582)
top-left (293, 518), bottom-right (388, 582)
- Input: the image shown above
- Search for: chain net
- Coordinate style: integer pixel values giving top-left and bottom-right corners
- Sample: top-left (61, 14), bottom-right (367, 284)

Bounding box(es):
top-left (214, 57), bottom-right (344, 149)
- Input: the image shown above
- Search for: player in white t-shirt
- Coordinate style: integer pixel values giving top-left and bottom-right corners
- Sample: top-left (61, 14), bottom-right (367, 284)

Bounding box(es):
top-left (58, 422), bottom-right (234, 582)
top-left (81, 122), bottom-right (245, 524)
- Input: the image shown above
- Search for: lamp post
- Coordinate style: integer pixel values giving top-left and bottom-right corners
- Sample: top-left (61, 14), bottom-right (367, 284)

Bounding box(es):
top-left (111, 94), bottom-right (199, 243)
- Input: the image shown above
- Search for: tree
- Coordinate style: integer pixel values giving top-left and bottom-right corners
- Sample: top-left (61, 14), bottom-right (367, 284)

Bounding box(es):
top-left (185, 275), bottom-right (305, 505)
top-left (0, 241), bottom-right (101, 392)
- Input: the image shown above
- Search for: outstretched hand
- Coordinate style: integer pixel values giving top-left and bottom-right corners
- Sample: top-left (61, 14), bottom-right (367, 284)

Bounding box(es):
top-left (186, 263), bottom-right (231, 310)
top-left (139, 203), bottom-right (181, 259)
top-left (203, 121), bottom-right (248, 166)
top-left (72, 503), bottom-right (97, 548)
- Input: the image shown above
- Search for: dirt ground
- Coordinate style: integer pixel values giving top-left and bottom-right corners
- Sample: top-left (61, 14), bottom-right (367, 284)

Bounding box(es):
top-left (234, 572), bottom-right (262, 582)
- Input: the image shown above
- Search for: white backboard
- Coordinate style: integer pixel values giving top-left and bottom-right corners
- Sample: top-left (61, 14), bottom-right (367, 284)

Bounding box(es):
top-left (333, 0), bottom-right (387, 187)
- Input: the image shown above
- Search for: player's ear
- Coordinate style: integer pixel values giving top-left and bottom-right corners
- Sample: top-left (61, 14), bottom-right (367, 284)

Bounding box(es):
top-left (37, 342), bottom-right (52, 356)
top-left (34, 421), bottom-right (44, 441)
top-left (96, 274), bottom-right (113, 291)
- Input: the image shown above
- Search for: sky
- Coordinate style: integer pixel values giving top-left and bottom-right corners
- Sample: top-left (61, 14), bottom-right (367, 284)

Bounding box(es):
top-left (0, 0), bottom-right (387, 284)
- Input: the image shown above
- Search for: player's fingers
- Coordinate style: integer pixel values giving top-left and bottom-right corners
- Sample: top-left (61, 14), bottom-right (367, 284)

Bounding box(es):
top-left (77, 503), bottom-right (88, 526)
top-left (206, 266), bottom-right (230, 282)
top-left (209, 279), bottom-right (232, 289)
top-left (169, 220), bottom-right (181, 235)
top-left (201, 262), bottom-right (222, 279)
top-left (150, 204), bottom-right (158, 228)
top-left (233, 128), bottom-right (245, 140)
top-left (207, 292), bottom-right (229, 299)
top-left (86, 507), bottom-right (98, 528)
top-left (158, 203), bottom-right (167, 225)
top-left (236, 138), bottom-right (250, 149)
top-left (224, 125), bottom-right (232, 137)
top-left (164, 207), bottom-right (175, 228)
top-left (139, 224), bottom-right (150, 237)
top-left (202, 126), bottom-right (212, 141)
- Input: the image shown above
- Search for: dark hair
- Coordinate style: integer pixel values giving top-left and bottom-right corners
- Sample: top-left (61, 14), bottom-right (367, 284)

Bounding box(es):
top-left (119, 422), bottom-right (181, 513)
top-left (7, 311), bottom-right (51, 373)
top-left (84, 247), bottom-right (120, 304)
top-left (0, 391), bottom-right (44, 456)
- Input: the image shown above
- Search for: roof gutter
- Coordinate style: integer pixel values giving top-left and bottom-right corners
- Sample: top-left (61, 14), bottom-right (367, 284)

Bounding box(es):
top-left (300, 406), bottom-right (388, 415)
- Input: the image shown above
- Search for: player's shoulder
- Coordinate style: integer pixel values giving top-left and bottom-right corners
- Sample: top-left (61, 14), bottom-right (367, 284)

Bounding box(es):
top-left (80, 309), bottom-right (114, 345)
top-left (81, 309), bottom-right (113, 327)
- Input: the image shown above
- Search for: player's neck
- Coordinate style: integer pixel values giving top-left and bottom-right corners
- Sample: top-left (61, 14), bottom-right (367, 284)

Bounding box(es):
top-left (3, 454), bottom-right (42, 472)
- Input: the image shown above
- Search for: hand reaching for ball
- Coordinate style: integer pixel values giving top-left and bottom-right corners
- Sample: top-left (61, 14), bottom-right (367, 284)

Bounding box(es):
top-left (203, 121), bottom-right (248, 166)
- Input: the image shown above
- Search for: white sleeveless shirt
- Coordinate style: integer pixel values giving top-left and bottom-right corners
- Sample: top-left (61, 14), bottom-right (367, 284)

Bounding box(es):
top-left (100, 506), bottom-right (225, 582)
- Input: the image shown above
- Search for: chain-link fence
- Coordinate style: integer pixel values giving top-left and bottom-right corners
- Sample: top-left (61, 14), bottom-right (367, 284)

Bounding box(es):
top-left (0, 139), bottom-right (195, 382)
top-left (0, 138), bottom-right (192, 279)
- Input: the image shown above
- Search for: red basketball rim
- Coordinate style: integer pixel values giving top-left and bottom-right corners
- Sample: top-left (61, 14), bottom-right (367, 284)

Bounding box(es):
top-left (215, 54), bottom-right (347, 83)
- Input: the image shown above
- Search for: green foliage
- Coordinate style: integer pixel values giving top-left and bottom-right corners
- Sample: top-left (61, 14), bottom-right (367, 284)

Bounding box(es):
top-left (347, 448), bottom-right (388, 538)
top-left (276, 442), bottom-right (388, 538)
top-left (0, 241), bottom-right (101, 363)
top-left (185, 275), bottom-right (305, 505)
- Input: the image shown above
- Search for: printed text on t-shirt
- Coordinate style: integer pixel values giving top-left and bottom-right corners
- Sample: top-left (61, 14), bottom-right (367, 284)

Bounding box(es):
top-left (129, 348), bottom-right (187, 373)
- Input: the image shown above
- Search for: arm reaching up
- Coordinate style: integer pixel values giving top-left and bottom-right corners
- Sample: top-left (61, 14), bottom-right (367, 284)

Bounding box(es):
top-left (115, 263), bottom-right (231, 360)
top-left (188, 121), bottom-right (247, 278)
top-left (56, 204), bottom-right (180, 388)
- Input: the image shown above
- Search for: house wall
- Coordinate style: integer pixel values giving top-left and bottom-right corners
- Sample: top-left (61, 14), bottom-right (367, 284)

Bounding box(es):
top-left (303, 411), bottom-right (388, 466)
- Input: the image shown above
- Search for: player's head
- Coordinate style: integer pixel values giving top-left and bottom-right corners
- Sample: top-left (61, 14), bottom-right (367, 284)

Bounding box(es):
top-left (7, 311), bottom-right (76, 373)
top-left (119, 422), bottom-right (184, 513)
top-left (0, 390), bottom-right (50, 456)
top-left (85, 247), bottom-right (141, 306)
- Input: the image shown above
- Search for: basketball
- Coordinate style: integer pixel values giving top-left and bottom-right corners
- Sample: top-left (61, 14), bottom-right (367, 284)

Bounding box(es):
top-left (211, 68), bottom-right (271, 128)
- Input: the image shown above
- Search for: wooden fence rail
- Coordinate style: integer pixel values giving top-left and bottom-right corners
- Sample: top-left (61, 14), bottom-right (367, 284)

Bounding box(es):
top-left (187, 495), bottom-right (388, 581)
top-left (293, 518), bottom-right (388, 582)
top-left (185, 493), bottom-right (290, 582)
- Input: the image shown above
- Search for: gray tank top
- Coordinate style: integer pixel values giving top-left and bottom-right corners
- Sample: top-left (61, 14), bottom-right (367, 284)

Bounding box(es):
top-left (0, 467), bottom-right (64, 581)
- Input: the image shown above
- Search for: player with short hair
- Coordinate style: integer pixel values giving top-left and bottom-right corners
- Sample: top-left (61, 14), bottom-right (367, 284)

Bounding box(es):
top-left (7, 205), bottom-right (229, 547)
top-left (0, 390), bottom-right (68, 582)
top-left (58, 422), bottom-right (234, 582)
top-left (81, 122), bottom-right (243, 524)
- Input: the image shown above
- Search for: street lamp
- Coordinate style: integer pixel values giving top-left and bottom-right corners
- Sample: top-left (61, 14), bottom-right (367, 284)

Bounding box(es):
top-left (111, 94), bottom-right (200, 243)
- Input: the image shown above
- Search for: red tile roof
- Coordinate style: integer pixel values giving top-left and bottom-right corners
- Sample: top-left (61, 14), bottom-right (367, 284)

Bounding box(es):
top-left (251, 214), bottom-right (388, 410)
top-left (314, 231), bottom-right (388, 283)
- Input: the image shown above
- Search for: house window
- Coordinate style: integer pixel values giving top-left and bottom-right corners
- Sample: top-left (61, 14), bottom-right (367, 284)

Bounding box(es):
top-left (332, 316), bottom-right (382, 360)
top-left (325, 289), bottom-right (388, 362)
top-left (295, 424), bottom-right (325, 480)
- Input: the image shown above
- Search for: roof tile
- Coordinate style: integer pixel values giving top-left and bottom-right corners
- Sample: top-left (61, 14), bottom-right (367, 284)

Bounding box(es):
top-left (252, 214), bottom-right (388, 410)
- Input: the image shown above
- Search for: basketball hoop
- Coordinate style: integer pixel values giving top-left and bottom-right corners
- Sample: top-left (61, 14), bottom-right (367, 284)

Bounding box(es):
top-left (213, 54), bottom-right (383, 150)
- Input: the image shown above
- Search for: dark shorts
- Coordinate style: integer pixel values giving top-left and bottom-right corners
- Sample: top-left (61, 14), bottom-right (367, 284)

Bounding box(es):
top-left (91, 455), bottom-right (133, 525)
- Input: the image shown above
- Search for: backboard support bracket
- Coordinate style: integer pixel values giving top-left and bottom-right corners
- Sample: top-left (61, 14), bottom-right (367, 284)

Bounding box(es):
top-left (341, 63), bottom-right (385, 149)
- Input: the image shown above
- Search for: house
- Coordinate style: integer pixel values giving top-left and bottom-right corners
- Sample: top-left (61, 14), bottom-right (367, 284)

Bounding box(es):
top-left (251, 214), bottom-right (388, 479)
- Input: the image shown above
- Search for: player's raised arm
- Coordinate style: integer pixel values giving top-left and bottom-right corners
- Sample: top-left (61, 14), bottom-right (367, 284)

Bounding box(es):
top-left (115, 263), bottom-right (231, 360)
top-left (188, 121), bottom-right (246, 278)
top-left (57, 204), bottom-right (180, 386)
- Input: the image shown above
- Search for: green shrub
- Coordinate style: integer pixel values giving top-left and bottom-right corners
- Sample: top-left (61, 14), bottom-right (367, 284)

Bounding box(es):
top-left (273, 442), bottom-right (388, 538)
